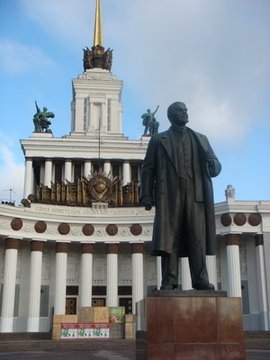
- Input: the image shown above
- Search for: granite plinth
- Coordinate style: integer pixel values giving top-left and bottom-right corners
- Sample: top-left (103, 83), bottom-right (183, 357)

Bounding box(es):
top-left (149, 289), bottom-right (227, 297)
top-left (137, 292), bottom-right (245, 360)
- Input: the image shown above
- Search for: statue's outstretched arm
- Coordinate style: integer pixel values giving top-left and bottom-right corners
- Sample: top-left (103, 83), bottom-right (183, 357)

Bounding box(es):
top-left (35, 101), bottom-right (40, 113)
top-left (153, 105), bottom-right (159, 115)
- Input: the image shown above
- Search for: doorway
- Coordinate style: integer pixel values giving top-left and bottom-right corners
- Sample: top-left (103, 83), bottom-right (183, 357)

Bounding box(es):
top-left (66, 297), bottom-right (77, 314)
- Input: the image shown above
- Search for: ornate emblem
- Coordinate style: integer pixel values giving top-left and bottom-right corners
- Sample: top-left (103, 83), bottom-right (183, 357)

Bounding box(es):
top-left (35, 221), bottom-right (47, 233)
top-left (83, 45), bottom-right (113, 71)
top-left (58, 223), bottom-right (70, 235)
top-left (11, 218), bottom-right (23, 231)
top-left (130, 224), bottom-right (142, 236)
top-left (29, 171), bottom-right (140, 208)
top-left (82, 224), bottom-right (95, 236)
top-left (106, 224), bottom-right (118, 236)
top-left (248, 213), bottom-right (261, 226)
top-left (88, 173), bottom-right (113, 202)
top-left (220, 213), bottom-right (232, 227)
top-left (234, 213), bottom-right (247, 226)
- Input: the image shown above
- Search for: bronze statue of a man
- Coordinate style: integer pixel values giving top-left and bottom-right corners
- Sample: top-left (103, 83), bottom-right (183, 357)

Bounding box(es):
top-left (140, 101), bottom-right (221, 290)
top-left (33, 101), bottom-right (55, 133)
top-left (142, 106), bottom-right (159, 136)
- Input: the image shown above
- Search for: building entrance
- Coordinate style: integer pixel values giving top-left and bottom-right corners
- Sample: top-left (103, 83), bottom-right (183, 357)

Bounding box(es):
top-left (65, 297), bottom-right (77, 314)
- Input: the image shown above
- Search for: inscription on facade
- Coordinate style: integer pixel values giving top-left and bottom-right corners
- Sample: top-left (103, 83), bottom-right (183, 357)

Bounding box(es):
top-left (30, 204), bottom-right (154, 217)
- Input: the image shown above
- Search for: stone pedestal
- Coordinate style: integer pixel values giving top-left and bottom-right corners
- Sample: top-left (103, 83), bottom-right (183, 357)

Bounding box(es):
top-left (137, 290), bottom-right (246, 360)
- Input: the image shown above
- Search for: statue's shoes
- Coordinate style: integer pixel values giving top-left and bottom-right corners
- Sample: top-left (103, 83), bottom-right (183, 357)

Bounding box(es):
top-left (160, 284), bottom-right (178, 290)
top-left (193, 282), bottom-right (215, 290)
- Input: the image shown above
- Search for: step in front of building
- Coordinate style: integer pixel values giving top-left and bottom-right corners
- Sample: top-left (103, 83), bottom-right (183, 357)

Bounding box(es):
top-left (0, 332), bottom-right (51, 341)
top-left (0, 331), bottom-right (269, 352)
top-left (0, 336), bottom-right (135, 352)
top-left (245, 331), bottom-right (270, 349)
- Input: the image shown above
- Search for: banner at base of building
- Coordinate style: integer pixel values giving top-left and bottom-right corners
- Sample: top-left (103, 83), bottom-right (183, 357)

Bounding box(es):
top-left (60, 322), bottom-right (110, 339)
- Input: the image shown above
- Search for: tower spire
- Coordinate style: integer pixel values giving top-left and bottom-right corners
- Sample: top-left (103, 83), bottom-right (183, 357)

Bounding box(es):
top-left (83, 0), bottom-right (113, 72)
top-left (93, 0), bottom-right (103, 47)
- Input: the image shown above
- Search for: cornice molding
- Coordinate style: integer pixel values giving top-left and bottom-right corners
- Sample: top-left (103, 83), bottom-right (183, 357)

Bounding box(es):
top-left (0, 203), bottom-right (154, 243)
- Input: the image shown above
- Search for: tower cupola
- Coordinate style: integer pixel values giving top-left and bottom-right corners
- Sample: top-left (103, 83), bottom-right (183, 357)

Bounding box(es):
top-left (70, 0), bottom-right (123, 137)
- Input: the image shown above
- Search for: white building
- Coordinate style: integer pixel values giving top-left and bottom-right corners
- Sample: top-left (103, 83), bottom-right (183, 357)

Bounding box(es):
top-left (0, 0), bottom-right (269, 333)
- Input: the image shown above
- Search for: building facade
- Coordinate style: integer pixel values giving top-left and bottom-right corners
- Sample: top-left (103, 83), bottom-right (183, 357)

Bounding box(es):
top-left (0, 0), bottom-right (269, 333)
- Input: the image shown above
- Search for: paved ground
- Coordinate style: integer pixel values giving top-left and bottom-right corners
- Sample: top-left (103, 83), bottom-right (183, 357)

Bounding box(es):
top-left (0, 349), bottom-right (134, 359)
top-left (0, 334), bottom-right (269, 360)
top-left (246, 350), bottom-right (270, 360)
top-left (0, 348), bottom-right (270, 359)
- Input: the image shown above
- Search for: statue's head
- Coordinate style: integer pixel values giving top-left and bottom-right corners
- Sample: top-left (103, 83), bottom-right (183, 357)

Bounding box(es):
top-left (167, 102), bottom-right (188, 126)
top-left (147, 108), bottom-right (151, 113)
top-left (43, 107), bottom-right (48, 112)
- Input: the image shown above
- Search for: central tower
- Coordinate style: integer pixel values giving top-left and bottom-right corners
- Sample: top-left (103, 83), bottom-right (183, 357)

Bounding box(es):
top-left (70, 0), bottom-right (123, 138)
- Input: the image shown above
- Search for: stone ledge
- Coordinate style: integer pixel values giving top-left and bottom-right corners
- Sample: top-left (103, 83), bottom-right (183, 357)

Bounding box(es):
top-left (149, 289), bottom-right (227, 297)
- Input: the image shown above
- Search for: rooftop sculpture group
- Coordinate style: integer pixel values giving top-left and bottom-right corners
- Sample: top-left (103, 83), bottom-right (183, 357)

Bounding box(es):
top-left (33, 101), bottom-right (55, 133)
top-left (141, 106), bottom-right (160, 136)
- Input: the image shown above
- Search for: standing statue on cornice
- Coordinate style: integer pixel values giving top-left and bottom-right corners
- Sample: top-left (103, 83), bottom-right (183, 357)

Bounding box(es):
top-left (142, 105), bottom-right (160, 136)
top-left (33, 101), bottom-right (55, 133)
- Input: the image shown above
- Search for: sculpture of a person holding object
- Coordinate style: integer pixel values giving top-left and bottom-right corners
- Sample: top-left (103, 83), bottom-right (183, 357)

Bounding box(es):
top-left (141, 105), bottom-right (159, 136)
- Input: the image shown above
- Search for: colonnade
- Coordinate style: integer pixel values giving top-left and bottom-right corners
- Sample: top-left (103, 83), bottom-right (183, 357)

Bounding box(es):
top-left (23, 158), bottom-right (135, 198)
top-left (0, 239), bottom-right (145, 332)
top-left (1, 234), bottom-right (269, 332)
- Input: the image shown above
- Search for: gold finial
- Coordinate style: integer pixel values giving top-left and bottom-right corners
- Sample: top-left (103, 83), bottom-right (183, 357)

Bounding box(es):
top-left (93, 0), bottom-right (103, 46)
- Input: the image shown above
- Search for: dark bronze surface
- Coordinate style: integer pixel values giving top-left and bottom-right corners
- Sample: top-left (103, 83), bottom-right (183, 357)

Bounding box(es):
top-left (141, 101), bottom-right (222, 291)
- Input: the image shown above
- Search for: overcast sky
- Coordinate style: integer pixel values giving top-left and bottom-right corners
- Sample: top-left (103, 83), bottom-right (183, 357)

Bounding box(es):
top-left (0, 0), bottom-right (269, 204)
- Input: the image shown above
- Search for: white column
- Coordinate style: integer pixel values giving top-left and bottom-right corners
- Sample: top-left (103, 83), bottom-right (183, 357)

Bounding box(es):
top-left (181, 257), bottom-right (192, 290)
top-left (79, 244), bottom-right (94, 308)
top-left (27, 241), bottom-right (43, 332)
top-left (54, 243), bottom-right (69, 315)
top-left (206, 255), bottom-right (218, 290)
top-left (104, 161), bottom-right (111, 176)
top-left (106, 243), bottom-right (119, 307)
top-left (156, 256), bottom-right (162, 290)
top-left (131, 243), bottom-right (144, 316)
top-left (255, 235), bottom-right (269, 330)
top-left (64, 159), bottom-right (72, 183)
top-left (23, 157), bottom-right (34, 198)
top-left (226, 234), bottom-right (242, 297)
top-left (84, 160), bottom-right (92, 177)
top-left (44, 159), bottom-right (53, 187)
top-left (123, 161), bottom-right (131, 186)
top-left (1, 239), bottom-right (19, 332)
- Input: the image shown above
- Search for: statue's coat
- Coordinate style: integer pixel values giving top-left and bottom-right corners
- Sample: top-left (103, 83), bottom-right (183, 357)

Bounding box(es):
top-left (141, 127), bottom-right (221, 257)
